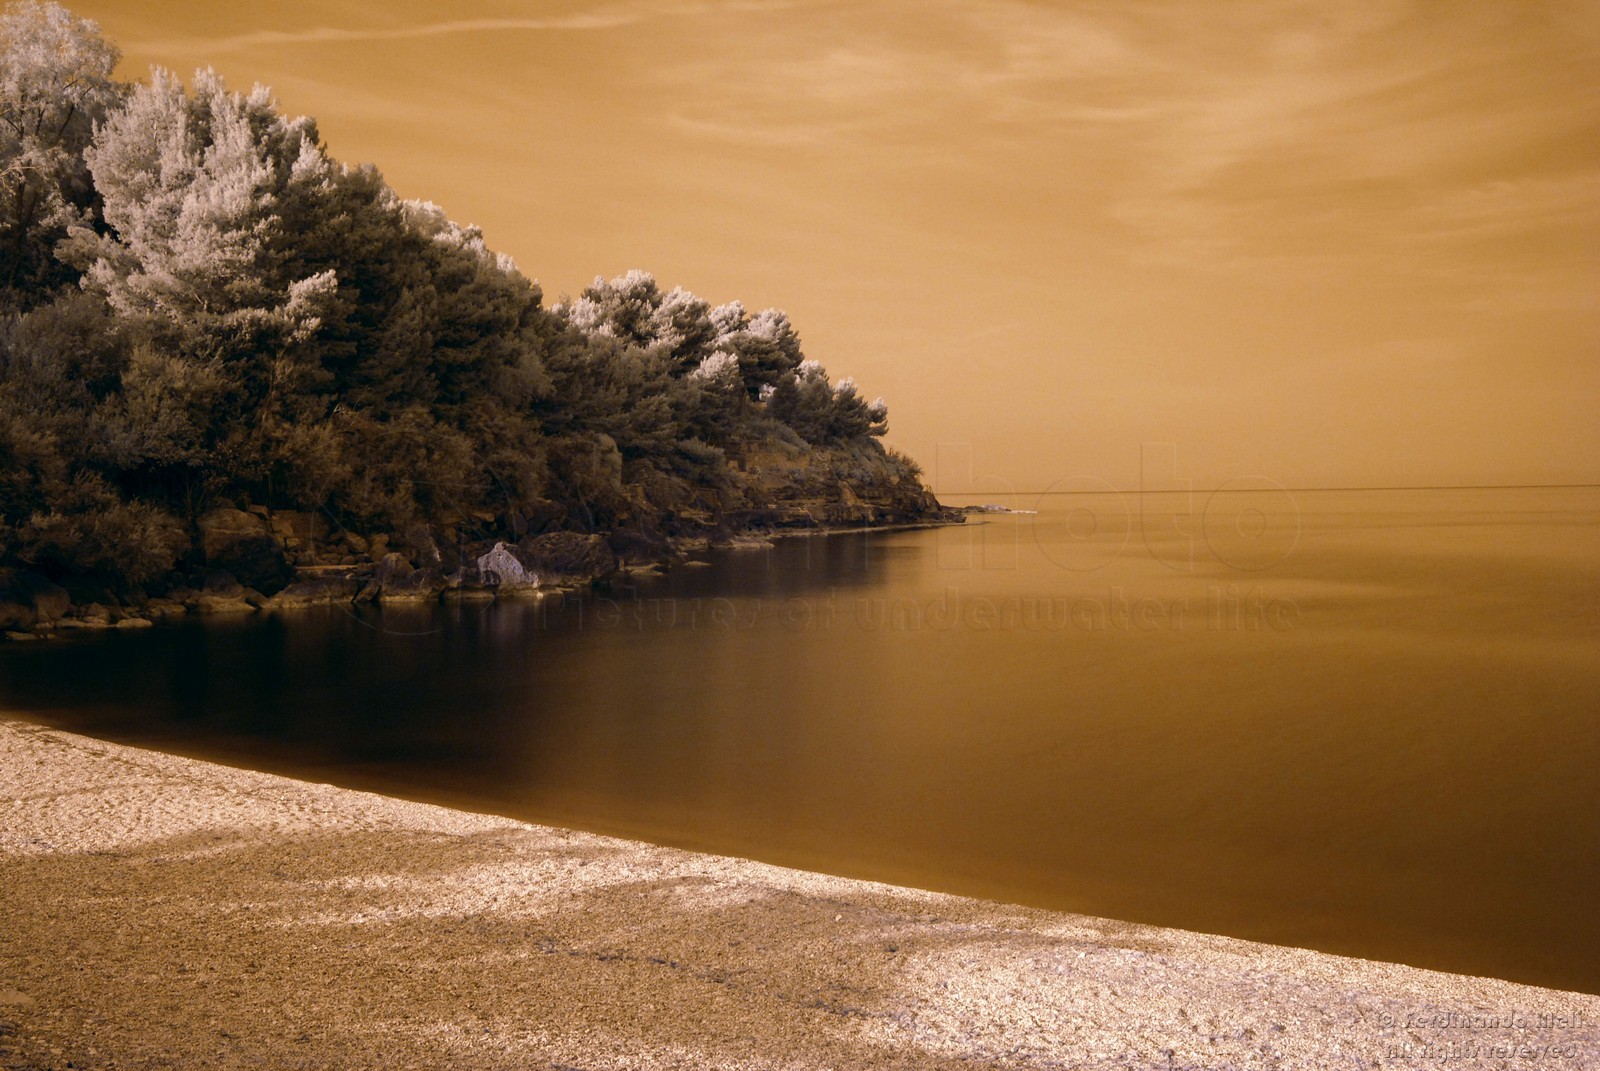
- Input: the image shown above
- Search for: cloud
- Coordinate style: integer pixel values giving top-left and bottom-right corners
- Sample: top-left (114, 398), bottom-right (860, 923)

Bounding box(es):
top-left (128, 14), bottom-right (639, 55)
top-left (646, 0), bottom-right (1598, 293)
top-left (125, 0), bottom-right (802, 56)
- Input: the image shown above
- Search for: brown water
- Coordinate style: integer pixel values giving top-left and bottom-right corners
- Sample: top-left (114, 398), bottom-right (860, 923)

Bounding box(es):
top-left (3, 487), bottom-right (1598, 993)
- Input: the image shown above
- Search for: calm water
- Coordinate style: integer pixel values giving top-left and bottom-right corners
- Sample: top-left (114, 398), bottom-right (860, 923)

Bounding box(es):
top-left (4, 487), bottom-right (1598, 993)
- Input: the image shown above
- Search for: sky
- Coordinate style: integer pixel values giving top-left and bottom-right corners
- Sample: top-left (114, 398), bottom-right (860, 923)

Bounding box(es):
top-left (64, 0), bottom-right (1600, 492)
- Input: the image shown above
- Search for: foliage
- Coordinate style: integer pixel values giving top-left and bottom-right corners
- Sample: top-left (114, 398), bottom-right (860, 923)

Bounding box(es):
top-left (0, 1), bottom-right (121, 305)
top-left (0, 3), bottom-right (929, 588)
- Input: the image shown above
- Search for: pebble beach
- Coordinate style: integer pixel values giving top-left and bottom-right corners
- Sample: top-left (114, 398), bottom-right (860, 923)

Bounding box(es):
top-left (2, 717), bottom-right (1596, 1070)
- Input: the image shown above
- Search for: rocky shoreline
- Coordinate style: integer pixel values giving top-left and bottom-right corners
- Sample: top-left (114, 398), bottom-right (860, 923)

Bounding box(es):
top-left (0, 500), bottom-right (966, 640)
top-left (2, 719), bottom-right (1596, 1070)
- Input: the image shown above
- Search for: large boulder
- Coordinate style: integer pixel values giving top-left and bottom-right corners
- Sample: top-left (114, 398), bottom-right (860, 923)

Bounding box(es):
top-left (517, 532), bottom-right (619, 581)
top-left (604, 527), bottom-right (675, 566)
top-left (475, 542), bottom-right (538, 592)
top-left (264, 576), bottom-right (361, 610)
top-left (374, 552), bottom-right (446, 603)
top-left (400, 523), bottom-right (443, 570)
top-left (0, 569), bottom-right (70, 630)
top-left (192, 570), bottom-right (261, 614)
top-left (196, 508), bottom-right (291, 594)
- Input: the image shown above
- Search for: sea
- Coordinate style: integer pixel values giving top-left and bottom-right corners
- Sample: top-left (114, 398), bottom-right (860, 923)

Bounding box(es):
top-left (3, 486), bottom-right (1597, 993)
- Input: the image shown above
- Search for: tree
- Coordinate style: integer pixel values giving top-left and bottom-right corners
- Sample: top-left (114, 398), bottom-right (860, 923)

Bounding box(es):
top-left (59, 67), bottom-right (338, 506)
top-left (0, 1), bottom-right (122, 305)
top-left (561, 269), bottom-right (663, 348)
top-left (765, 361), bottom-right (888, 444)
top-left (0, 7), bottom-right (933, 591)
top-left (63, 65), bottom-right (552, 525)
top-left (717, 305), bottom-right (804, 397)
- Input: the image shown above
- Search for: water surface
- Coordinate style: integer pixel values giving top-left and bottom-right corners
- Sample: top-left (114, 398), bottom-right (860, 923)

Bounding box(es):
top-left (4, 487), bottom-right (1597, 992)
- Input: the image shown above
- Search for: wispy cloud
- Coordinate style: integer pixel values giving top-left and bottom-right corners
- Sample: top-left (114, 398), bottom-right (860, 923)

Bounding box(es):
top-left (128, 14), bottom-right (639, 56)
top-left (126, 0), bottom-right (802, 56)
top-left (647, 0), bottom-right (1599, 293)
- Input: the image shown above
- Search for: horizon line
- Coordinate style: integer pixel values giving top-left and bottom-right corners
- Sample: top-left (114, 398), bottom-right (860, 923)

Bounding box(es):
top-left (933, 483), bottom-right (1600, 496)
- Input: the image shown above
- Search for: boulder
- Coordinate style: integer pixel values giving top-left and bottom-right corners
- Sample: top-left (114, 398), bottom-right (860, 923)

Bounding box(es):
top-left (0, 569), bottom-right (71, 630)
top-left (78, 603), bottom-right (115, 626)
top-left (374, 552), bottom-right (445, 602)
top-left (374, 552), bottom-right (413, 587)
top-left (475, 541), bottom-right (538, 591)
top-left (401, 524), bottom-right (443, 570)
top-left (512, 499), bottom-right (568, 536)
top-left (200, 570), bottom-right (246, 598)
top-left (604, 527), bottom-right (675, 566)
top-left (267, 509), bottom-right (330, 543)
top-left (517, 531), bottom-right (619, 581)
top-left (379, 570), bottom-right (446, 602)
top-left (264, 576), bottom-right (361, 610)
top-left (196, 508), bottom-right (291, 594)
top-left (195, 593), bottom-right (256, 614)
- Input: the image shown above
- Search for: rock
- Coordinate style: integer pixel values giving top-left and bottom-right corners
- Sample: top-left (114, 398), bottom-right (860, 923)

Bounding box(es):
top-left (201, 570), bottom-right (245, 599)
top-left (342, 531), bottom-right (370, 555)
top-left (378, 570), bottom-right (446, 602)
top-left (513, 499), bottom-right (567, 536)
top-left (197, 508), bottom-right (291, 594)
top-left (475, 542), bottom-right (538, 591)
top-left (0, 598), bottom-right (33, 631)
top-left (374, 552), bottom-right (413, 585)
top-left (401, 524), bottom-right (443, 570)
top-left (267, 509), bottom-right (329, 542)
top-left (517, 531), bottom-right (620, 582)
top-left (79, 603), bottom-right (115, 626)
top-left (195, 594), bottom-right (257, 614)
top-left (264, 577), bottom-right (361, 610)
top-left (723, 507), bottom-right (818, 530)
top-left (821, 501), bottom-right (876, 525)
top-left (0, 568), bottom-right (71, 630)
top-left (3, 630), bottom-right (41, 642)
top-left (374, 553), bottom-right (445, 602)
top-left (144, 598), bottom-right (188, 618)
top-left (116, 617), bottom-right (154, 629)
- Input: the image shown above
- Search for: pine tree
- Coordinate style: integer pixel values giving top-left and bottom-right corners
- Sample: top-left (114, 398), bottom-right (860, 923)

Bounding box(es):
top-left (0, 1), bottom-right (121, 304)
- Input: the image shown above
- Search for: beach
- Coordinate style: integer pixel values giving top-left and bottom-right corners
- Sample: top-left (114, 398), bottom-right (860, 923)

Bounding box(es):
top-left (2, 716), bottom-right (1596, 1070)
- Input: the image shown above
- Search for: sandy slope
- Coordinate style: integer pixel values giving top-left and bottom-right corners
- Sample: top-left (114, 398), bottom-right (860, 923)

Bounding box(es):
top-left (1, 718), bottom-right (1595, 1070)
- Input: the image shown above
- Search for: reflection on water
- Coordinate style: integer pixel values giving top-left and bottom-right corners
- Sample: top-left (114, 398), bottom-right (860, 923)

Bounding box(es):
top-left (3, 487), bottom-right (1598, 993)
